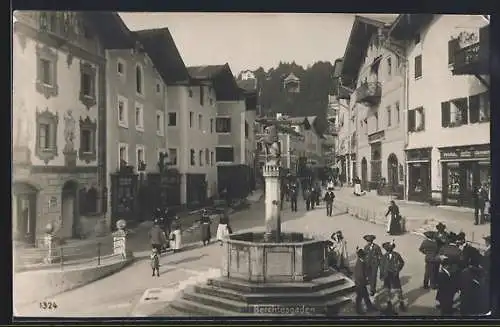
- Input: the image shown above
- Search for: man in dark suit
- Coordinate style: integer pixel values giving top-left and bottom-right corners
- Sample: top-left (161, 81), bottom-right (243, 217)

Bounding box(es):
top-left (353, 248), bottom-right (375, 314)
top-left (459, 262), bottom-right (484, 315)
top-left (289, 183), bottom-right (298, 212)
top-left (437, 257), bottom-right (457, 315)
top-left (380, 241), bottom-right (406, 312)
top-left (419, 231), bottom-right (439, 289)
top-left (323, 187), bottom-right (335, 217)
top-left (456, 232), bottom-right (481, 270)
top-left (363, 235), bottom-right (382, 296)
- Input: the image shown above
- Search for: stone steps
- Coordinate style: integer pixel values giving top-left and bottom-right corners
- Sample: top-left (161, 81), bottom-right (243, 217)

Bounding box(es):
top-left (207, 273), bottom-right (347, 294)
top-left (169, 272), bottom-right (355, 316)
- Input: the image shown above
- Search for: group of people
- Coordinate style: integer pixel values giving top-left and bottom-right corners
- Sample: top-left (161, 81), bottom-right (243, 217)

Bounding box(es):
top-left (418, 222), bottom-right (491, 315)
top-left (198, 207), bottom-right (233, 246)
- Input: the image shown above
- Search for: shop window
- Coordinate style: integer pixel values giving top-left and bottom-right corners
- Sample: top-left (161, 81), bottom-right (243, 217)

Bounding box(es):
top-left (35, 108), bottom-right (59, 164)
top-left (79, 116), bottom-right (97, 163)
top-left (79, 62), bottom-right (97, 109)
top-left (216, 117), bottom-right (231, 133)
top-left (35, 45), bottom-right (58, 99)
top-left (445, 163), bottom-right (461, 197)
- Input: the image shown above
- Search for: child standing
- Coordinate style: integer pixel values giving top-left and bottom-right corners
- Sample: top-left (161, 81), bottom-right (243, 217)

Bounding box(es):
top-left (150, 248), bottom-right (160, 277)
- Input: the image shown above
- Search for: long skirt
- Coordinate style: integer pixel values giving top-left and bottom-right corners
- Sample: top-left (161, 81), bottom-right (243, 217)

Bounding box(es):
top-left (201, 223), bottom-right (211, 242)
top-left (169, 229), bottom-right (182, 250)
top-left (216, 223), bottom-right (229, 242)
top-left (354, 183), bottom-right (362, 195)
top-left (387, 215), bottom-right (401, 235)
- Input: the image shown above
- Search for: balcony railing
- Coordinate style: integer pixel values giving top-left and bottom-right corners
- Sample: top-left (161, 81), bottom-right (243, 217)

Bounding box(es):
top-left (452, 25), bottom-right (489, 75)
top-left (355, 82), bottom-right (381, 106)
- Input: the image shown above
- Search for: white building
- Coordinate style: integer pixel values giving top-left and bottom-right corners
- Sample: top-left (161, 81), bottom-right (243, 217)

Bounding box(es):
top-left (390, 14), bottom-right (489, 207)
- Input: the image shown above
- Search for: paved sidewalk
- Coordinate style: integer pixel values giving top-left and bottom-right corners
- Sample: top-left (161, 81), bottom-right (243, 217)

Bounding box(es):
top-left (332, 186), bottom-right (490, 247)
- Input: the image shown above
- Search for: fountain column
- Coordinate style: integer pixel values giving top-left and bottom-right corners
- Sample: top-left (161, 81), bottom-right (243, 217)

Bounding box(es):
top-left (263, 160), bottom-right (281, 242)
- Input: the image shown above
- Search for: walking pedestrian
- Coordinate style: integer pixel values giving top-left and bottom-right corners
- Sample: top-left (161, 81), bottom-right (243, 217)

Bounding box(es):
top-left (314, 180), bottom-right (322, 206)
top-left (199, 208), bottom-right (212, 246)
top-left (353, 248), bottom-right (375, 314)
top-left (149, 219), bottom-right (167, 254)
top-left (385, 201), bottom-right (401, 235)
top-left (363, 234), bottom-right (382, 296)
top-left (290, 183), bottom-right (298, 212)
top-left (379, 241), bottom-right (406, 312)
top-left (419, 231), bottom-right (439, 289)
top-left (324, 186), bottom-right (335, 217)
top-left (304, 187), bottom-right (313, 211)
top-left (216, 209), bottom-right (231, 245)
top-left (473, 183), bottom-right (488, 225)
top-left (169, 218), bottom-right (182, 253)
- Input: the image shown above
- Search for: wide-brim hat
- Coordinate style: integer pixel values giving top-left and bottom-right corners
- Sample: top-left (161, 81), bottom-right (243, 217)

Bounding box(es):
top-left (382, 242), bottom-right (396, 251)
top-left (423, 231), bottom-right (436, 240)
top-left (484, 235), bottom-right (491, 243)
top-left (436, 222), bottom-right (446, 230)
top-left (363, 234), bottom-right (376, 242)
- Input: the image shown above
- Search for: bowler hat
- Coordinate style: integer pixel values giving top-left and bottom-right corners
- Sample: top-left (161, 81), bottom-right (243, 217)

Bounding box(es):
top-left (423, 231), bottom-right (436, 240)
top-left (436, 222), bottom-right (446, 231)
top-left (363, 234), bottom-right (376, 242)
top-left (382, 241), bottom-right (396, 251)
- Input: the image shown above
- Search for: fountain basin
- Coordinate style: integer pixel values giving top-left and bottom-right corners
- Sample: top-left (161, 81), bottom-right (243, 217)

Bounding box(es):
top-left (222, 232), bottom-right (327, 283)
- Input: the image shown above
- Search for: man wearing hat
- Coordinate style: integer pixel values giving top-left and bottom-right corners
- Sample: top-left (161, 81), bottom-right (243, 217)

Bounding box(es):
top-left (435, 222), bottom-right (448, 242)
top-left (353, 248), bottom-right (376, 314)
top-left (323, 186), bottom-right (336, 217)
top-left (289, 182), bottom-right (298, 212)
top-left (436, 256), bottom-right (457, 315)
top-left (363, 235), bottom-right (383, 296)
top-left (456, 232), bottom-right (481, 270)
top-left (419, 231), bottom-right (439, 289)
top-left (379, 241), bottom-right (406, 312)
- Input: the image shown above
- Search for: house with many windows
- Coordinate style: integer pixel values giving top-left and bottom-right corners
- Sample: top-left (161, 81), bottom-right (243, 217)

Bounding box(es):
top-left (12, 11), bottom-right (123, 243)
top-left (390, 14), bottom-right (489, 207)
top-left (338, 15), bottom-right (405, 195)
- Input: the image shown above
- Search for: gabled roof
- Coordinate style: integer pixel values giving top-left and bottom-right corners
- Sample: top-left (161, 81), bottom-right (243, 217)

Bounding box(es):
top-left (389, 14), bottom-right (435, 40)
top-left (187, 64), bottom-right (242, 101)
top-left (133, 28), bottom-right (190, 85)
top-left (83, 12), bottom-right (135, 49)
top-left (340, 14), bottom-right (398, 87)
top-left (284, 72), bottom-right (300, 82)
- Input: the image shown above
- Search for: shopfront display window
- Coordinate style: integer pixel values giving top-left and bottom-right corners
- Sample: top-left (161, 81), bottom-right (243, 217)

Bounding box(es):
top-left (446, 162), bottom-right (461, 198)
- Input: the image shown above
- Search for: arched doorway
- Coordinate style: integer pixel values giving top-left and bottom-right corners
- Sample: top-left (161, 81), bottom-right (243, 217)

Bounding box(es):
top-left (62, 180), bottom-right (79, 238)
top-left (12, 182), bottom-right (38, 246)
top-left (387, 154), bottom-right (399, 191)
top-left (361, 157), bottom-right (368, 191)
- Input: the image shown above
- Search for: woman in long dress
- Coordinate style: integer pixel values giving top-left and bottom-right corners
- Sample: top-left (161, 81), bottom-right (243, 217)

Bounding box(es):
top-left (200, 209), bottom-right (212, 246)
top-left (331, 231), bottom-right (349, 272)
top-left (216, 209), bottom-right (231, 245)
top-left (169, 218), bottom-right (182, 252)
top-left (385, 200), bottom-right (401, 235)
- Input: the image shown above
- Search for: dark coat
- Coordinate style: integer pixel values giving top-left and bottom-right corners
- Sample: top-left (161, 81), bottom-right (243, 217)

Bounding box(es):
top-left (353, 258), bottom-right (369, 286)
top-left (324, 191), bottom-right (335, 203)
top-left (363, 243), bottom-right (382, 268)
top-left (460, 244), bottom-right (482, 269)
top-left (436, 267), bottom-right (458, 303)
top-left (385, 204), bottom-right (400, 219)
top-left (439, 244), bottom-right (462, 274)
top-left (149, 225), bottom-right (166, 245)
top-left (380, 251), bottom-right (405, 278)
top-left (459, 267), bottom-right (484, 315)
top-left (419, 239), bottom-right (439, 263)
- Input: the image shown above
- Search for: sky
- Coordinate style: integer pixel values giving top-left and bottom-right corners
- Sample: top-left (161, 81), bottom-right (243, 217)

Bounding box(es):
top-left (119, 13), bottom-right (354, 75)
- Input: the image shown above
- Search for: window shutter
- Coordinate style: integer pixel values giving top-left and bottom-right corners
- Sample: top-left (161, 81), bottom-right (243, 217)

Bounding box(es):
top-left (469, 94), bottom-right (480, 123)
top-left (408, 110), bottom-right (416, 132)
top-left (441, 101), bottom-right (450, 127)
top-left (448, 39), bottom-right (459, 65)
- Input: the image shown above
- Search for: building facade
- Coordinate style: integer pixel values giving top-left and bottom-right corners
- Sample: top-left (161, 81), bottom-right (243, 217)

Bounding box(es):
top-left (12, 11), bottom-right (114, 243)
top-left (391, 14), bottom-right (490, 207)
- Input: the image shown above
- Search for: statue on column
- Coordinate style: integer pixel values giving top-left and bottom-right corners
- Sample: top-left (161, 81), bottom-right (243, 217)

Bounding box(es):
top-left (258, 124), bottom-right (281, 166)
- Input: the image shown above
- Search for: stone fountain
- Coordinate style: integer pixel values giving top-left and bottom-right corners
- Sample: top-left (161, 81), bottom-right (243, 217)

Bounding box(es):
top-left (168, 124), bottom-right (355, 316)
